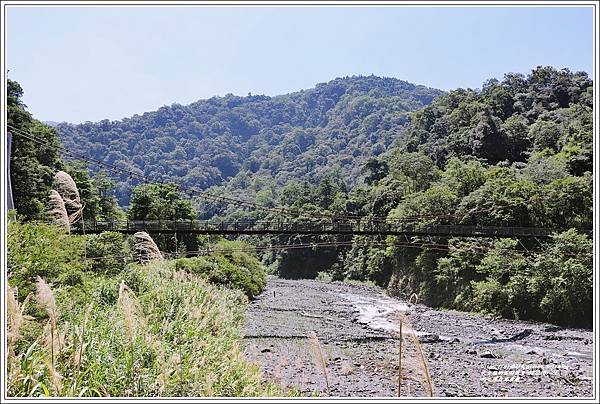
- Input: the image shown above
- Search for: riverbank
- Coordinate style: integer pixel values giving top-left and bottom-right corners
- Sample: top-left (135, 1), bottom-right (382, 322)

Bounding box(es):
top-left (242, 276), bottom-right (593, 397)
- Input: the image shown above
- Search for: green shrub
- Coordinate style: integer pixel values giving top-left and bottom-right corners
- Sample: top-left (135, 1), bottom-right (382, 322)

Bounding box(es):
top-left (530, 229), bottom-right (593, 327)
top-left (450, 231), bottom-right (591, 327)
top-left (465, 279), bottom-right (511, 317)
top-left (120, 265), bottom-right (150, 295)
top-left (92, 277), bottom-right (119, 306)
top-left (85, 231), bottom-right (131, 275)
top-left (7, 221), bottom-right (87, 297)
top-left (57, 267), bottom-right (85, 287)
top-left (315, 271), bottom-right (332, 282)
top-left (175, 252), bottom-right (266, 299)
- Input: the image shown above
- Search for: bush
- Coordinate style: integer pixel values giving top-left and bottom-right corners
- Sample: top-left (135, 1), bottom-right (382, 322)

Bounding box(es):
top-left (449, 231), bottom-right (592, 327)
top-left (530, 229), bottom-right (593, 327)
top-left (315, 271), bottom-right (332, 282)
top-left (175, 252), bottom-right (266, 298)
top-left (57, 267), bottom-right (85, 287)
top-left (465, 279), bottom-right (511, 318)
top-left (92, 277), bottom-right (119, 306)
top-left (7, 221), bottom-right (87, 297)
top-left (85, 231), bottom-right (131, 275)
top-left (120, 265), bottom-right (150, 295)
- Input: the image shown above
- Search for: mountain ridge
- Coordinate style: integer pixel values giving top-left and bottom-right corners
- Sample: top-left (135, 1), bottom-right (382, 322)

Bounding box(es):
top-left (56, 75), bottom-right (444, 204)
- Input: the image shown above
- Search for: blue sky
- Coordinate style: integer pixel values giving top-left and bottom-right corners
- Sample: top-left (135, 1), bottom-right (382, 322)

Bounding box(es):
top-left (6, 5), bottom-right (594, 123)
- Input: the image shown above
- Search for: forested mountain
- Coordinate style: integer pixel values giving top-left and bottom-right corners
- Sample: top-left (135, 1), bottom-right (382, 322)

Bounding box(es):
top-left (56, 76), bottom-right (443, 205)
top-left (403, 67), bottom-right (593, 171)
top-left (251, 66), bottom-right (592, 327)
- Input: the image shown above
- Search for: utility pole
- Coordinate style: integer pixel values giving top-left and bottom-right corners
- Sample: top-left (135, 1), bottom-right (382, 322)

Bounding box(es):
top-left (7, 131), bottom-right (14, 211)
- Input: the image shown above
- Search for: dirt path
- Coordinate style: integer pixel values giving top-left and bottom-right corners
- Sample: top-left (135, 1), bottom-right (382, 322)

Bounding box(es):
top-left (242, 276), bottom-right (594, 398)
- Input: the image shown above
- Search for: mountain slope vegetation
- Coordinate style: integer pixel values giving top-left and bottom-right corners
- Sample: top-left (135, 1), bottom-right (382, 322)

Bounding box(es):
top-left (56, 76), bottom-right (443, 204)
top-left (265, 66), bottom-right (593, 327)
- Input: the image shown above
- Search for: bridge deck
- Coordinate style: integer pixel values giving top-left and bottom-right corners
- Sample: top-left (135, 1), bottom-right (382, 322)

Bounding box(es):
top-left (72, 220), bottom-right (556, 238)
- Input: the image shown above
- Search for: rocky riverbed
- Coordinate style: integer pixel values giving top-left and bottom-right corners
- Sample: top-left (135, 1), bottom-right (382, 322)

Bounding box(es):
top-left (242, 276), bottom-right (594, 397)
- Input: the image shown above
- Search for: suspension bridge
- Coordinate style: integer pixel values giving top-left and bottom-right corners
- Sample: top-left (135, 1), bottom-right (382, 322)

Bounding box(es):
top-left (8, 126), bottom-right (571, 240)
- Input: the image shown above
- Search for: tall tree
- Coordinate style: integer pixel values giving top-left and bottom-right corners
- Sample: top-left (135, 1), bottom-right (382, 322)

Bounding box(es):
top-left (128, 183), bottom-right (197, 252)
top-left (7, 79), bottom-right (63, 220)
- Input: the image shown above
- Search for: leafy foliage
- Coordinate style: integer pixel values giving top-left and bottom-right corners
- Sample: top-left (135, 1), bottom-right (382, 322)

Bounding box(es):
top-left (63, 161), bottom-right (125, 222)
top-left (7, 221), bottom-right (87, 297)
top-left (8, 67), bottom-right (593, 329)
top-left (403, 67), bottom-right (592, 169)
top-left (85, 231), bottom-right (131, 275)
top-left (7, 222), bottom-right (283, 397)
top-left (300, 67), bottom-right (592, 327)
top-left (56, 76), bottom-right (443, 205)
top-left (174, 241), bottom-right (267, 298)
top-left (128, 183), bottom-right (197, 252)
top-left (8, 79), bottom-right (63, 220)
top-left (7, 262), bottom-right (287, 397)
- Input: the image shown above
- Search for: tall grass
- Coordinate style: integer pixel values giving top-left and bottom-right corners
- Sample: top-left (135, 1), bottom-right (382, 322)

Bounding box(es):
top-left (6, 261), bottom-right (287, 397)
top-left (396, 311), bottom-right (433, 397)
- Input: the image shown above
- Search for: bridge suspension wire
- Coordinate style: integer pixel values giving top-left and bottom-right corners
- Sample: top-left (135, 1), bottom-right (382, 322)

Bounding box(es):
top-left (60, 241), bottom-right (462, 262)
top-left (59, 236), bottom-right (555, 264)
top-left (8, 125), bottom-right (510, 224)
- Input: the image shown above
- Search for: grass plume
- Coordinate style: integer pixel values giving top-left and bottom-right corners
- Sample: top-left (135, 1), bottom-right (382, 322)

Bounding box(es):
top-left (7, 286), bottom-right (33, 359)
top-left (53, 171), bottom-right (83, 224)
top-left (47, 190), bottom-right (70, 231)
top-left (133, 231), bottom-right (164, 264)
top-left (398, 311), bottom-right (433, 397)
top-left (307, 331), bottom-right (330, 395)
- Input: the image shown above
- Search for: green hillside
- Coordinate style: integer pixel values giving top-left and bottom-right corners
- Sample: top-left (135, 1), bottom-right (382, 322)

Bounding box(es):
top-left (56, 76), bottom-right (443, 205)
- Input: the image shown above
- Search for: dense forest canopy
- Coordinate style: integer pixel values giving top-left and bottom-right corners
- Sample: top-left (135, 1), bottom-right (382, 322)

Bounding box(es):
top-left (403, 67), bottom-right (592, 171)
top-left (200, 66), bottom-right (593, 327)
top-left (56, 75), bottom-right (443, 205)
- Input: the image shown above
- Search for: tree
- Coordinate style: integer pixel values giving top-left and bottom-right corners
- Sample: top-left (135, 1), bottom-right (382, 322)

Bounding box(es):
top-left (388, 151), bottom-right (440, 192)
top-left (128, 183), bottom-right (197, 252)
top-left (530, 230), bottom-right (593, 327)
top-left (456, 172), bottom-right (540, 227)
top-left (93, 171), bottom-right (126, 221)
top-left (440, 157), bottom-right (488, 197)
top-left (390, 186), bottom-right (459, 224)
top-left (62, 162), bottom-right (124, 222)
top-left (128, 183), bottom-right (195, 221)
top-left (362, 158), bottom-right (389, 184)
top-left (539, 176), bottom-right (592, 229)
top-left (8, 79), bottom-right (63, 220)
